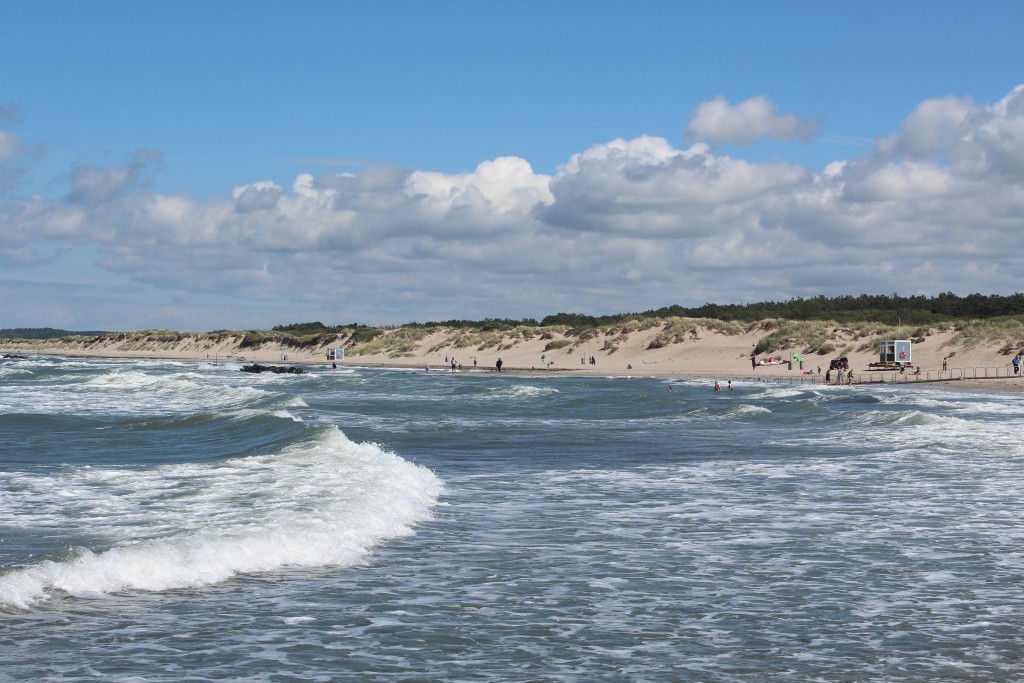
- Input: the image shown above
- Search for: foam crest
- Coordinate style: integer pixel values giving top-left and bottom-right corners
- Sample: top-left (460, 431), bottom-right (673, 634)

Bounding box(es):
top-left (0, 427), bottom-right (444, 610)
top-left (16, 370), bottom-right (270, 417)
top-left (486, 384), bottom-right (559, 399)
top-left (758, 385), bottom-right (811, 399)
top-left (726, 403), bottom-right (772, 417)
top-left (0, 365), bottom-right (32, 379)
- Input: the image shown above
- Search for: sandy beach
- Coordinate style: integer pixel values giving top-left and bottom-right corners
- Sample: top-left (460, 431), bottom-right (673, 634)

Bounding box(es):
top-left (4, 323), bottom-right (1023, 392)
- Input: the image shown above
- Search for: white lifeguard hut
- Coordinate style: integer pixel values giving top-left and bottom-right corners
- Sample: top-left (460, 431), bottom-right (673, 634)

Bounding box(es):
top-left (327, 348), bottom-right (345, 362)
top-left (871, 339), bottom-right (912, 369)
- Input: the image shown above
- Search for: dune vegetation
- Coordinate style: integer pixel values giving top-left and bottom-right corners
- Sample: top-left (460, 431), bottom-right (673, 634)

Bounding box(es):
top-left (4, 294), bottom-right (1024, 360)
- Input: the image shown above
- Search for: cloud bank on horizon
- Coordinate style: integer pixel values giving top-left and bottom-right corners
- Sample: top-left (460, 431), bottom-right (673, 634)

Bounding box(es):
top-left (1, 0), bottom-right (1023, 332)
top-left (3, 86), bottom-right (1024, 330)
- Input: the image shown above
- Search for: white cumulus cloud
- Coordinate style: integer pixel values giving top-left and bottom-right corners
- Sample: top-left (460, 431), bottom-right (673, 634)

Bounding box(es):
top-left (686, 95), bottom-right (821, 145)
top-left (3, 85), bottom-right (1024, 330)
top-left (878, 84), bottom-right (1024, 182)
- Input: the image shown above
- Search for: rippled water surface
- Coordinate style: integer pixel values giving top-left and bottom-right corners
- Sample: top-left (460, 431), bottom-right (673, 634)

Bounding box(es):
top-left (2, 357), bottom-right (1024, 681)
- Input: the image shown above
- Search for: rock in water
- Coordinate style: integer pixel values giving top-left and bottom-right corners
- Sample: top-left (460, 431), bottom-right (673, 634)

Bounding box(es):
top-left (240, 364), bottom-right (304, 374)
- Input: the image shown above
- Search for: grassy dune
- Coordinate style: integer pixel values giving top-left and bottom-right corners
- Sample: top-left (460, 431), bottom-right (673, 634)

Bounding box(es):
top-left (4, 316), bottom-right (1024, 361)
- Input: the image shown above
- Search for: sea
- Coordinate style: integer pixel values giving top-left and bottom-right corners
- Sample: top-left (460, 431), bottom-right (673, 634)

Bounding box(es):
top-left (2, 355), bottom-right (1024, 682)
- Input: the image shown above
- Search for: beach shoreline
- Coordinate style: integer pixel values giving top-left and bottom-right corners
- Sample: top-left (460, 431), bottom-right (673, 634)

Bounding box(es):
top-left (5, 324), bottom-right (1023, 392)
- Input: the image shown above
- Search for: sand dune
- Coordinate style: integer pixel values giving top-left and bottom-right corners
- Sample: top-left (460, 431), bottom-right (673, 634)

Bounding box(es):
top-left (4, 322), bottom-right (1023, 391)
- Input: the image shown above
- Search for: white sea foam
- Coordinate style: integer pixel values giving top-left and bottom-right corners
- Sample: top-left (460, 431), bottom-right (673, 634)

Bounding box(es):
top-left (0, 427), bottom-right (444, 610)
top-left (486, 384), bottom-right (559, 399)
top-left (724, 403), bottom-right (772, 417)
top-left (0, 365), bottom-right (32, 379)
top-left (283, 616), bottom-right (316, 625)
top-left (6, 369), bottom-right (272, 417)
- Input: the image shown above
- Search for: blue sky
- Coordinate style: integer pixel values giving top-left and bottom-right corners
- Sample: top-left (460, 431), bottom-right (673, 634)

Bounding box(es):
top-left (2, 0), bottom-right (1023, 331)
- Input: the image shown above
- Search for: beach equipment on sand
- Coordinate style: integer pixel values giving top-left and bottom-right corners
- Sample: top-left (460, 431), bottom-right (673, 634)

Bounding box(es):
top-left (869, 339), bottom-right (912, 370)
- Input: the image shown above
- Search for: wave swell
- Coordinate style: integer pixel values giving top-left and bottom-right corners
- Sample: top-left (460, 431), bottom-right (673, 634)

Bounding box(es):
top-left (0, 427), bottom-right (444, 610)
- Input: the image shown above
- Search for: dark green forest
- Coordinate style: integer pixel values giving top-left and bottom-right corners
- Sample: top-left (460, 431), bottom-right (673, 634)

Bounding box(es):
top-left (540, 292), bottom-right (1024, 328)
top-left (270, 292), bottom-right (1024, 335)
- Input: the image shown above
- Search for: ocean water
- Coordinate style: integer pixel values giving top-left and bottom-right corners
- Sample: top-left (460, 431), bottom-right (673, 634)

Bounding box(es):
top-left (2, 356), bottom-right (1024, 681)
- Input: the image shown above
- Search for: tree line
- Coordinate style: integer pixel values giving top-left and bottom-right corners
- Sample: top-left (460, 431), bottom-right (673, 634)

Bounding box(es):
top-left (540, 292), bottom-right (1024, 327)
top-left (272, 292), bottom-right (1024, 332)
top-left (6, 292), bottom-right (1024, 340)
top-left (0, 327), bottom-right (110, 340)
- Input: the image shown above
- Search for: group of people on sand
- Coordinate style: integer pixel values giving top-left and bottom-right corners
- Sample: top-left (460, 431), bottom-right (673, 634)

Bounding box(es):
top-left (426, 355), bottom-right (500, 374)
top-left (824, 368), bottom-right (855, 385)
top-left (439, 354), bottom-right (485, 372)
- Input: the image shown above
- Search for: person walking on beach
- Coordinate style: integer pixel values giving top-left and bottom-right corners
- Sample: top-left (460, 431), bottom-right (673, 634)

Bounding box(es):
top-left (496, 358), bottom-right (503, 372)
top-left (943, 357), bottom-right (948, 373)
top-left (1013, 355), bottom-right (1020, 375)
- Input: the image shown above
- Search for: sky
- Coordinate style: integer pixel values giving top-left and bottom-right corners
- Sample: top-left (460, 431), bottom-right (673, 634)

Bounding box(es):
top-left (2, 0), bottom-right (1023, 331)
